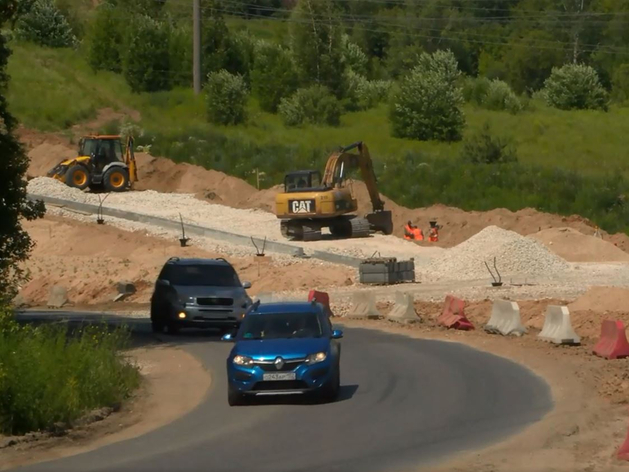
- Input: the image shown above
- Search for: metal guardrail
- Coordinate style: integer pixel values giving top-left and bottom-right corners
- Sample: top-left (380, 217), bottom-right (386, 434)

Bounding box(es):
top-left (28, 193), bottom-right (364, 268)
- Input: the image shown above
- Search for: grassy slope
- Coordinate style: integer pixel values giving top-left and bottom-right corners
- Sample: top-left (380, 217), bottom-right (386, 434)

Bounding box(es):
top-left (8, 39), bottom-right (629, 177)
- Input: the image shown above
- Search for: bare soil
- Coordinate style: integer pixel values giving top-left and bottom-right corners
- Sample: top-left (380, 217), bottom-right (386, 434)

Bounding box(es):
top-left (17, 215), bottom-right (355, 306)
top-left (0, 344), bottom-right (211, 470)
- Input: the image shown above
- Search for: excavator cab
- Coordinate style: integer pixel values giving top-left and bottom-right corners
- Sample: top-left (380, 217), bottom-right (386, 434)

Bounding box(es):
top-left (283, 170), bottom-right (323, 192)
top-left (47, 135), bottom-right (138, 192)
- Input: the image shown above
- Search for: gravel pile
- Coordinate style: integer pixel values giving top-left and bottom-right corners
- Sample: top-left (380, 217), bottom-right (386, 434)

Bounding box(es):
top-left (424, 225), bottom-right (571, 281)
top-left (27, 177), bottom-right (440, 261)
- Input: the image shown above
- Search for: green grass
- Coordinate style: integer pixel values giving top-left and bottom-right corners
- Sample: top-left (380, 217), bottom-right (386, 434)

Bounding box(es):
top-left (0, 307), bottom-right (140, 436)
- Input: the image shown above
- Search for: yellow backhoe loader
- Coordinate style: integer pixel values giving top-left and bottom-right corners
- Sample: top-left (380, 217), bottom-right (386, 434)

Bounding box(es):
top-left (275, 141), bottom-right (393, 241)
top-left (47, 135), bottom-right (138, 192)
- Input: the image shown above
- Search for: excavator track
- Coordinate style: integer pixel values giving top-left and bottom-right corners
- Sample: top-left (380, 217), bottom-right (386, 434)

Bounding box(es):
top-left (280, 220), bottom-right (322, 241)
top-left (349, 217), bottom-right (371, 238)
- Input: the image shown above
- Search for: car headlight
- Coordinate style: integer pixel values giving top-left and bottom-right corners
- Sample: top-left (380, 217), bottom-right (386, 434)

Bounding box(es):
top-left (306, 352), bottom-right (327, 364)
top-left (233, 355), bottom-right (253, 366)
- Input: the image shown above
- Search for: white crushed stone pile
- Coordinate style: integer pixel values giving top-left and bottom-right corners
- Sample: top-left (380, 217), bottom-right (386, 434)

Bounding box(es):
top-left (425, 225), bottom-right (571, 282)
top-left (27, 177), bottom-right (440, 261)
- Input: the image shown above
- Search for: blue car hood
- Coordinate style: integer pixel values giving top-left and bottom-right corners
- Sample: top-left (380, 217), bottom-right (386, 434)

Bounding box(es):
top-left (234, 337), bottom-right (329, 360)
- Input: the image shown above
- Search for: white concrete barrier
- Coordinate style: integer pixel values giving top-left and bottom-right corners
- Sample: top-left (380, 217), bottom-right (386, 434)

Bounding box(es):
top-left (484, 299), bottom-right (527, 336)
top-left (387, 292), bottom-right (419, 324)
top-left (346, 291), bottom-right (380, 319)
top-left (47, 285), bottom-right (68, 309)
top-left (255, 292), bottom-right (275, 303)
top-left (538, 305), bottom-right (580, 345)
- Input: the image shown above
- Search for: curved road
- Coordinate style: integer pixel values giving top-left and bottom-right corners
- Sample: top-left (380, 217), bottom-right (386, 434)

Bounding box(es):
top-left (13, 312), bottom-right (553, 472)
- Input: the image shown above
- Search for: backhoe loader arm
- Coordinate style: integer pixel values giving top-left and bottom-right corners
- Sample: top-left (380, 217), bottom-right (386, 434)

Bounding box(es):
top-left (321, 141), bottom-right (385, 212)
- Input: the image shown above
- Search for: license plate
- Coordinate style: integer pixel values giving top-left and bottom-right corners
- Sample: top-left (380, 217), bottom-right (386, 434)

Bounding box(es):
top-left (262, 372), bottom-right (296, 381)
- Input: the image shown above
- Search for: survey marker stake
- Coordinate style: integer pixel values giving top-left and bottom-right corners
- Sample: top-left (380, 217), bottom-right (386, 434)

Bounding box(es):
top-left (484, 257), bottom-right (503, 287)
top-left (251, 236), bottom-right (267, 257)
top-left (96, 193), bottom-right (110, 225)
top-left (179, 213), bottom-right (190, 247)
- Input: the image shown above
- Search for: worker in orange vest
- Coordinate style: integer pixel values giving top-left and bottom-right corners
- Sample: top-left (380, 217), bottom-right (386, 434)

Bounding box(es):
top-left (404, 221), bottom-right (424, 241)
top-left (428, 222), bottom-right (439, 242)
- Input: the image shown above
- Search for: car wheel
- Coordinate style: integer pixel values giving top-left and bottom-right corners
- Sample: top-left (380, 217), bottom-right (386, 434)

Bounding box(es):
top-left (228, 385), bottom-right (245, 406)
top-left (321, 363), bottom-right (340, 403)
top-left (164, 322), bottom-right (180, 335)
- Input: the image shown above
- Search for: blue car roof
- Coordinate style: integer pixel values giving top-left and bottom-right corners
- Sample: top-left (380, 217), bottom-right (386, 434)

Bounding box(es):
top-left (249, 301), bottom-right (322, 315)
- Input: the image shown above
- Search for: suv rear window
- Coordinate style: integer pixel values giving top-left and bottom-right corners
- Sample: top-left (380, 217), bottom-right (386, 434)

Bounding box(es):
top-left (167, 264), bottom-right (241, 287)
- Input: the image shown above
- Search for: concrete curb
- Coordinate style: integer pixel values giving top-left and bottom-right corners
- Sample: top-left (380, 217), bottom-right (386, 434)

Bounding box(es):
top-left (28, 193), bottom-right (364, 268)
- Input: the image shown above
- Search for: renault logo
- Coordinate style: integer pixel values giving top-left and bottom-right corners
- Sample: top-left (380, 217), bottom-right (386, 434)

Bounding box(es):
top-left (274, 357), bottom-right (285, 370)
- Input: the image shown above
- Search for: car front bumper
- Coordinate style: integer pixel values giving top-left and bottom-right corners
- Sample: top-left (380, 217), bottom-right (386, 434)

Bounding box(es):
top-left (170, 305), bottom-right (247, 329)
top-left (227, 358), bottom-right (335, 396)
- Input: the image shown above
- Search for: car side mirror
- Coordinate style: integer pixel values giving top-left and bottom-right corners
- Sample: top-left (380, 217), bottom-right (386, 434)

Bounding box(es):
top-left (242, 281), bottom-right (252, 289)
top-left (331, 329), bottom-right (343, 339)
top-left (221, 333), bottom-right (235, 342)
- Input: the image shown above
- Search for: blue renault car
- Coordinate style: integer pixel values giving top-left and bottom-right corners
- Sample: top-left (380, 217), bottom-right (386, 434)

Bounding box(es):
top-left (222, 300), bottom-right (343, 406)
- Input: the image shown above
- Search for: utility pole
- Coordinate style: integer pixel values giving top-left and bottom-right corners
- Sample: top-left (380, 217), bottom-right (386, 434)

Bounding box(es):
top-left (572, 0), bottom-right (585, 63)
top-left (193, 0), bottom-right (201, 94)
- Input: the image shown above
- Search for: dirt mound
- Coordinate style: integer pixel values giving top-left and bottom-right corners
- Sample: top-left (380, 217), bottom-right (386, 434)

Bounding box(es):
top-left (18, 215), bottom-right (354, 305)
top-left (134, 153), bottom-right (259, 205)
top-left (26, 143), bottom-right (76, 178)
top-left (529, 227), bottom-right (629, 262)
top-left (568, 286), bottom-right (629, 313)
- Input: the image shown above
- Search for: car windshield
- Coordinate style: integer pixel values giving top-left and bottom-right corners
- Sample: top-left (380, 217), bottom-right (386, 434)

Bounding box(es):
top-left (239, 312), bottom-right (323, 340)
top-left (169, 265), bottom-right (240, 287)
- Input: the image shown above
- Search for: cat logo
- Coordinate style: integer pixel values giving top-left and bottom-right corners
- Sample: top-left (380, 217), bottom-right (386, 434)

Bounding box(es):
top-left (289, 199), bottom-right (315, 214)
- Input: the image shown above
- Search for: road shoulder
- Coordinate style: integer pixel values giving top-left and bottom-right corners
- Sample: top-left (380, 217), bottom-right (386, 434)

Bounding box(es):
top-left (0, 344), bottom-right (211, 470)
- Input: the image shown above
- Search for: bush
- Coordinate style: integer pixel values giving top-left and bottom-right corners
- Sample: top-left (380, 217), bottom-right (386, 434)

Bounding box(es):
top-left (15, 0), bottom-right (77, 48)
top-left (122, 15), bottom-right (171, 93)
top-left (483, 79), bottom-right (523, 114)
top-left (169, 24), bottom-right (193, 88)
top-left (343, 69), bottom-right (391, 111)
top-left (462, 76), bottom-right (491, 104)
top-left (342, 34), bottom-right (368, 76)
top-left (278, 85), bottom-right (342, 127)
top-left (251, 42), bottom-right (298, 113)
top-left (389, 49), bottom-right (465, 142)
top-left (612, 64), bottom-right (629, 104)
top-left (206, 70), bottom-right (249, 125)
top-left (0, 306), bottom-right (140, 435)
top-left (542, 63), bottom-right (609, 111)
top-left (460, 123), bottom-right (518, 164)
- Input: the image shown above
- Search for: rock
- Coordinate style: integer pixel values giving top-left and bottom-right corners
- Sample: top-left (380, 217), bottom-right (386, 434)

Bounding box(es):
top-left (116, 282), bottom-right (136, 295)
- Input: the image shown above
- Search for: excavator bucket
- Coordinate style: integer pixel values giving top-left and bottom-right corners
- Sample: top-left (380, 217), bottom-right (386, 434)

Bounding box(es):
top-left (366, 210), bottom-right (393, 235)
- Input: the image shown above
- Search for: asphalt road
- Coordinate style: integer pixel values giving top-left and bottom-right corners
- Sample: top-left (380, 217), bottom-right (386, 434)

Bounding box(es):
top-left (12, 311), bottom-right (553, 472)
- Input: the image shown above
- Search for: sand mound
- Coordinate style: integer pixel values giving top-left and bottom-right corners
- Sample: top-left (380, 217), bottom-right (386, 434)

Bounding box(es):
top-left (426, 225), bottom-right (570, 281)
top-left (27, 143), bottom-right (76, 178)
top-left (529, 227), bottom-right (629, 262)
top-left (134, 153), bottom-right (259, 206)
top-left (568, 286), bottom-right (629, 313)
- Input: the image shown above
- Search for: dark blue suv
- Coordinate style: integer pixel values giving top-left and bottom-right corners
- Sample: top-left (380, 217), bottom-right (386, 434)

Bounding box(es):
top-left (222, 300), bottom-right (343, 406)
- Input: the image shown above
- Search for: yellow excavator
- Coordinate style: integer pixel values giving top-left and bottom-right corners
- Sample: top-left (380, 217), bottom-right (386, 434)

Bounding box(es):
top-left (47, 135), bottom-right (138, 192)
top-left (275, 141), bottom-right (393, 241)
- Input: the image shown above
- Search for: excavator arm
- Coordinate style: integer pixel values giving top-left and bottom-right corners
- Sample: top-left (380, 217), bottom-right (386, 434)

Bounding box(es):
top-left (321, 141), bottom-right (385, 212)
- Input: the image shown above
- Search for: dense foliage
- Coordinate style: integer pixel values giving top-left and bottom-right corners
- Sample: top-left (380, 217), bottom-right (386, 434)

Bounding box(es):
top-left (1, 2), bottom-right (46, 303)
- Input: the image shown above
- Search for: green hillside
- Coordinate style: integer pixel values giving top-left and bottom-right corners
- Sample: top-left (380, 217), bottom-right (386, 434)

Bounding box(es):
top-left (5, 0), bottom-right (629, 233)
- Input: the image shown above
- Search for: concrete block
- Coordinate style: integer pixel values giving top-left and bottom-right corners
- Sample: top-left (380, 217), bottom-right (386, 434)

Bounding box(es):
top-left (484, 299), bottom-right (527, 336)
top-left (387, 292), bottom-right (419, 324)
top-left (346, 291), bottom-right (380, 319)
top-left (256, 292), bottom-right (275, 303)
top-left (47, 285), bottom-right (68, 309)
top-left (116, 282), bottom-right (136, 295)
top-left (538, 305), bottom-right (580, 345)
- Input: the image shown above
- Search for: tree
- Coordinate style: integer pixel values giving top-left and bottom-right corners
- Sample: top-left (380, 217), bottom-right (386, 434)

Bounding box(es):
top-left (0, 4), bottom-right (46, 302)
top-left (289, 0), bottom-right (346, 98)
top-left (389, 49), bottom-right (465, 142)
top-left (122, 15), bottom-right (171, 93)
top-left (251, 42), bottom-right (298, 112)
top-left (542, 63), bottom-right (609, 111)
top-left (201, 1), bottom-right (232, 78)
top-left (206, 70), bottom-right (249, 125)
top-left (15, 0), bottom-right (77, 48)
top-left (87, 3), bottom-right (124, 73)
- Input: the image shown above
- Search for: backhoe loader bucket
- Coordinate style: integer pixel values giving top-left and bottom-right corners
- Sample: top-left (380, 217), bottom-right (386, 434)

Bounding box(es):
top-left (366, 210), bottom-right (393, 235)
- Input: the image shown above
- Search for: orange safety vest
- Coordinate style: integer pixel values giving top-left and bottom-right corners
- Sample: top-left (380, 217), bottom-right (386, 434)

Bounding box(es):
top-left (404, 224), bottom-right (424, 241)
top-left (428, 227), bottom-right (438, 242)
